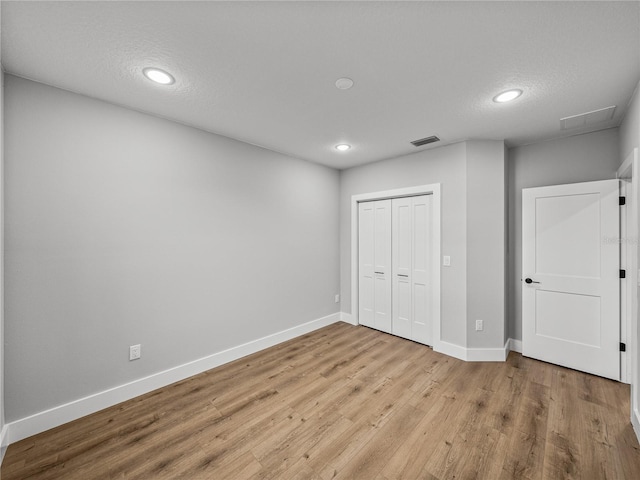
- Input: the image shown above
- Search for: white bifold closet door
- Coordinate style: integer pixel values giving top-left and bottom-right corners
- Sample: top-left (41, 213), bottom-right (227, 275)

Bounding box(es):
top-left (358, 195), bottom-right (432, 344)
top-left (358, 199), bottom-right (392, 333)
top-left (392, 195), bottom-right (432, 345)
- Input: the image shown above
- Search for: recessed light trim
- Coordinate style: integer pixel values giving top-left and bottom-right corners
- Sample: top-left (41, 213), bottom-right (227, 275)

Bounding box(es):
top-left (143, 67), bottom-right (175, 85)
top-left (335, 78), bottom-right (354, 90)
top-left (493, 89), bottom-right (522, 103)
top-left (335, 144), bottom-right (351, 151)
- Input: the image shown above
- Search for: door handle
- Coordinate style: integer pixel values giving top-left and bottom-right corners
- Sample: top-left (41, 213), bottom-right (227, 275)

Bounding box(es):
top-left (525, 278), bottom-right (540, 284)
top-left (397, 274), bottom-right (409, 277)
top-left (375, 271), bottom-right (384, 275)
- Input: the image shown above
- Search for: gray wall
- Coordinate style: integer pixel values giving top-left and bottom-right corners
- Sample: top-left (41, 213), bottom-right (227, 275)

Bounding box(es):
top-left (507, 128), bottom-right (620, 341)
top-left (340, 142), bottom-right (469, 346)
top-left (339, 140), bottom-right (506, 350)
top-left (466, 141), bottom-right (506, 349)
top-left (620, 80), bottom-right (640, 164)
top-left (4, 75), bottom-right (340, 422)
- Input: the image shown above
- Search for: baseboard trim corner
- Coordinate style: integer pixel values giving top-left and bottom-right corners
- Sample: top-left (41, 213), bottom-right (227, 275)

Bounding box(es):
top-left (339, 312), bottom-right (357, 325)
top-left (434, 340), bottom-right (508, 362)
top-left (0, 423), bottom-right (9, 464)
top-left (433, 340), bottom-right (468, 361)
top-left (6, 312), bottom-right (341, 445)
top-left (466, 343), bottom-right (509, 362)
top-left (632, 407), bottom-right (640, 445)
top-left (508, 338), bottom-right (523, 353)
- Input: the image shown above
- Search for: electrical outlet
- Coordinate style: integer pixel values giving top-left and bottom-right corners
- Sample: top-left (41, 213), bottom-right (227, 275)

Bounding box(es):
top-left (129, 344), bottom-right (141, 361)
top-left (475, 320), bottom-right (483, 331)
top-left (335, 294), bottom-right (340, 303)
top-left (443, 256), bottom-right (451, 266)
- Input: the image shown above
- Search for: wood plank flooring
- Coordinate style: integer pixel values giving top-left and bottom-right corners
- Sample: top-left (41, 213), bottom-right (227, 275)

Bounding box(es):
top-left (2, 322), bottom-right (639, 479)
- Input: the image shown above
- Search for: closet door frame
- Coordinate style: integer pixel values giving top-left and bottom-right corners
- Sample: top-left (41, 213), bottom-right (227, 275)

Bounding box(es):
top-left (350, 184), bottom-right (441, 347)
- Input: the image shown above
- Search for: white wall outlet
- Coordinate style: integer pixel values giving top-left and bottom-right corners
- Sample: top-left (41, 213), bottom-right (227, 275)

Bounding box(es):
top-left (335, 294), bottom-right (340, 303)
top-left (475, 320), bottom-right (483, 331)
top-left (443, 256), bottom-right (451, 266)
top-left (129, 344), bottom-right (141, 361)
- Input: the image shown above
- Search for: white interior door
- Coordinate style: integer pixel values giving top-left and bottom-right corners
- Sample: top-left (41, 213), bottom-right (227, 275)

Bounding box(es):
top-left (358, 199), bottom-right (392, 333)
top-left (522, 179), bottom-right (620, 380)
top-left (392, 195), bottom-right (432, 345)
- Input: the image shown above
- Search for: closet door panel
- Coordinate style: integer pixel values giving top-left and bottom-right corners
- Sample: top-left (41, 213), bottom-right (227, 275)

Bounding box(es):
top-left (392, 197), bottom-right (412, 339)
top-left (374, 200), bottom-right (392, 333)
top-left (374, 201), bottom-right (392, 275)
top-left (412, 195), bottom-right (432, 345)
top-left (358, 202), bottom-right (375, 328)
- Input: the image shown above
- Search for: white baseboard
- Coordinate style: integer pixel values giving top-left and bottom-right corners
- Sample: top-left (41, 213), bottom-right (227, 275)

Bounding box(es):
top-left (340, 311), bottom-right (357, 325)
top-left (434, 340), bottom-right (508, 362)
top-left (433, 340), bottom-right (468, 361)
top-left (633, 407), bottom-right (640, 445)
top-left (467, 341), bottom-right (509, 362)
top-left (0, 424), bottom-right (9, 463)
top-left (508, 338), bottom-right (523, 353)
top-left (344, 318), bottom-right (507, 362)
top-left (6, 312), bottom-right (342, 446)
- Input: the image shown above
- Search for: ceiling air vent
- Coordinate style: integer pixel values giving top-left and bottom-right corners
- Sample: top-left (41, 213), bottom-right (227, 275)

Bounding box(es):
top-left (560, 106), bottom-right (616, 130)
top-left (411, 135), bottom-right (440, 147)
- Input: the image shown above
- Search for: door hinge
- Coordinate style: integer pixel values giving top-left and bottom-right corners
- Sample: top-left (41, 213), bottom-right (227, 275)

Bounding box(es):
top-left (620, 269), bottom-right (626, 279)
top-left (620, 342), bottom-right (626, 352)
top-left (620, 196), bottom-right (626, 206)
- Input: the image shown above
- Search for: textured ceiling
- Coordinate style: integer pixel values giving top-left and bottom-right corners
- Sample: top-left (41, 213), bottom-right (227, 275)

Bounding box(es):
top-left (1, 1), bottom-right (639, 169)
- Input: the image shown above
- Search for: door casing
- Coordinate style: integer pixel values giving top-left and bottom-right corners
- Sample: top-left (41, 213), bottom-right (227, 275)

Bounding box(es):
top-left (618, 148), bottom-right (640, 441)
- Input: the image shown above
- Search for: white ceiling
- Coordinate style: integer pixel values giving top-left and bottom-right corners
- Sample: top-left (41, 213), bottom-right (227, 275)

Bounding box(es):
top-left (1, 1), bottom-right (639, 169)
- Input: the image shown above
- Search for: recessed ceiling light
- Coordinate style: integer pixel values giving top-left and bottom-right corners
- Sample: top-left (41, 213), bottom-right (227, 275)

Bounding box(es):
top-left (335, 144), bottom-right (351, 151)
top-left (493, 89), bottom-right (522, 103)
top-left (143, 67), bottom-right (175, 85)
top-left (335, 78), bottom-right (354, 90)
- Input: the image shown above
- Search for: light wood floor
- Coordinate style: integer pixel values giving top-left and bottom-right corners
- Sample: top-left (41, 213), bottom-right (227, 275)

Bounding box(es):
top-left (2, 322), bottom-right (640, 479)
